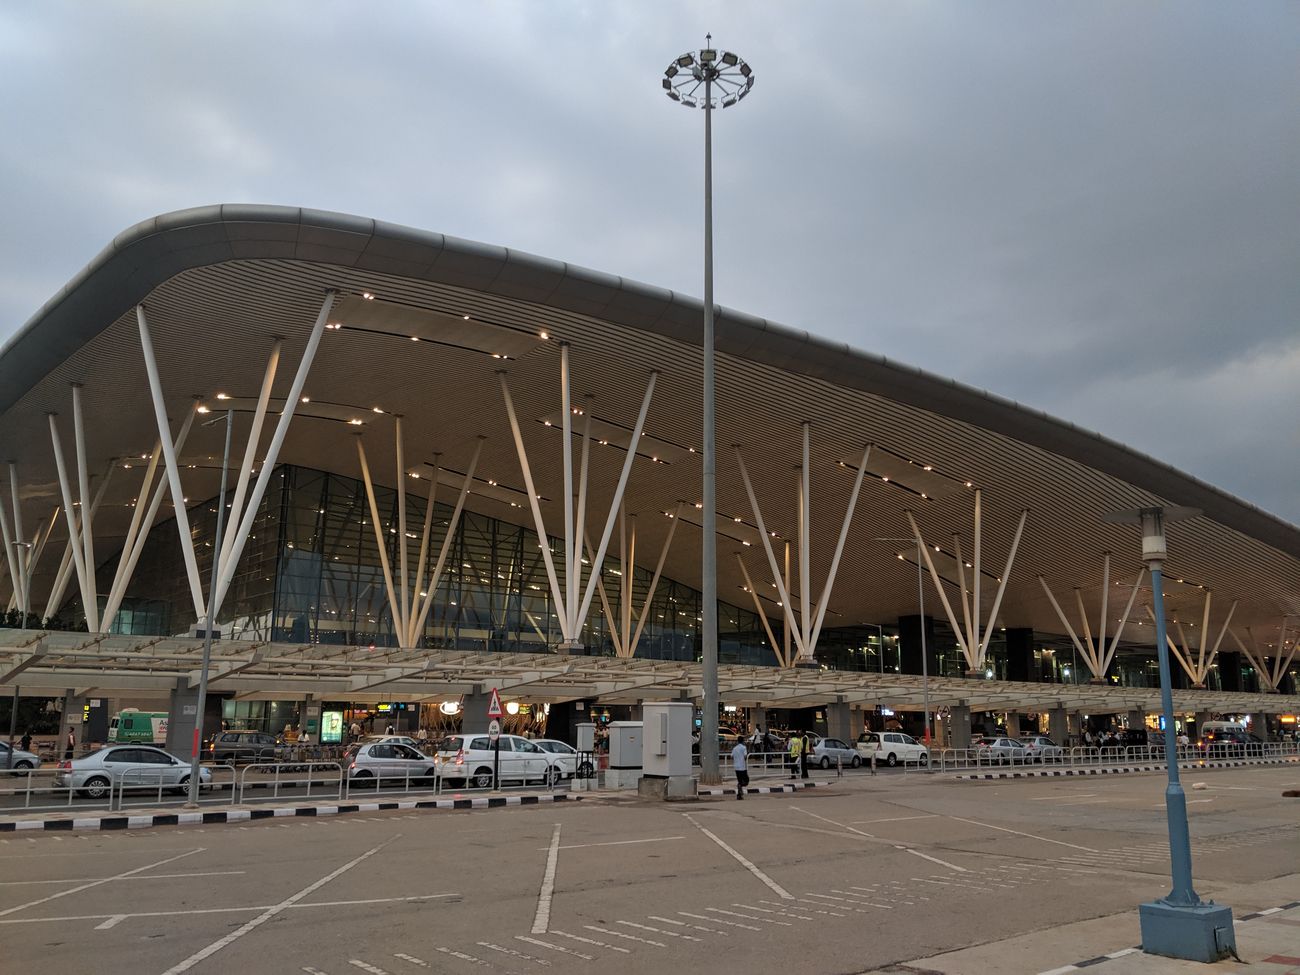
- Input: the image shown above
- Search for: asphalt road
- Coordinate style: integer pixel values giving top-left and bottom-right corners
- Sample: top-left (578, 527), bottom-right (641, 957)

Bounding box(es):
top-left (1, 764), bottom-right (1296, 975)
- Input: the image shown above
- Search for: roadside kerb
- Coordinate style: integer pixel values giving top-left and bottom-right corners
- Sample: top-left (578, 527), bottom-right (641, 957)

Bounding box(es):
top-left (696, 781), bottom-right (826, 797)
top-left (952, 755), bottom-right (1300, 781)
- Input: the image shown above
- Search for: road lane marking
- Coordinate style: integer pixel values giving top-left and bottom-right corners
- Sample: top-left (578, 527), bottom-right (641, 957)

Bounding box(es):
top-left (549, 836), bottom-right (684, 851)
top-left (531, 823), bottom-right (561, 934)
top-left (831, 889), bottom-right (895, 908)
top-left (850, 814), bottom-right (938, 824)
top-left (680, 910), bottom-right (760, 930)
top-left (617, 919), bottom-right (702, 941)
top-left (1029, 794), bottom-right (1098, 801)
top-left (478, 941), bottom-right (551, 966)
top-left (790, 805), bottom-right (875, 837)
top-left (516, 935), bottom-right (593, 960)
top-left (0, 870), bottom-right (244, 887)
top-left (940, 814), bottom-right (1098, 852)
top-left (159, 838), bottom-right (397, 975)
top-left (898, 845), bottom-right (968, 871)
top-left (432, 945), bottom-right (493, 966)
top-left (648, 914), bottom-right (728, 936)
top-left (549, 929), bottom-right (631, 953)
top-left (684, 812), bottom-right (793, 900)
top-left (735, 902), bottom-right (815, 922)
top-left (707, 905), bottom-right (791, 925)
top-left (349, 962), bottom-right (389, 975)
top-left (95, 914), bottom-right (127, 930)
top-left (583, 924), bottom-right (665, 947)
top-left (392, 954), bottom-right (430, 967)
top-left (302, 968), bottom-right (330, 975)
top-left (0, 847), bottom-right (203, 918)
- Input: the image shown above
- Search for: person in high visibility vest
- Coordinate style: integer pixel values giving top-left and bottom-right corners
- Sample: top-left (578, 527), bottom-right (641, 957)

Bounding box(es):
top-left (788, 733), bottom-right (802, 779)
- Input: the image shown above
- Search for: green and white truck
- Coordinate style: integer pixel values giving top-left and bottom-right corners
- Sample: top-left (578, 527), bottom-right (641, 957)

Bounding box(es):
top-left (108, 709), bottom-right (169, 744)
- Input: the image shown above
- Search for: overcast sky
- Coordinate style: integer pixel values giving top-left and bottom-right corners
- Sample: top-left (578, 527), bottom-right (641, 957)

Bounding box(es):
top-left (2, 2), bottom-right (1297, 522)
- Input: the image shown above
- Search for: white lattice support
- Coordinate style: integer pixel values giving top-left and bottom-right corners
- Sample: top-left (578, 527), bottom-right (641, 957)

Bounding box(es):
top-left (736, 553), bottom-right (787, 668)
top-left (1230, 627), bottom-right (1275, 691)
top-left (1202, 599), bottom-right (1238, 683)
top-left (408, 452), bottom-right (440, 646)
top-left (1147, 604), bottom-right (1198, 682)
top-left (807, 443), bottom-right (871, 654)
top-left (499, 371), bottom-right (568, 641)
top-left (1195, 590), bottom-right (1213, 682)
top-left (102, 408), bottom-right (198, 627)
top-left (560, 344), bottom-right (576, 639)
top-left (906, 509), bottom-right (973, 669)
top-left (394, 416), bottom-right (410, 642)
top-left (953, 534), bottom-right (975, 656)
top-left (1270, 618), bottom-right (1300, 688)
top-left (137, 307), bottom-right (207, 624)
top-left (0, 489), bottom-right (23, 619)
top-left (1174, 618), bottom-right (1197, 682)
top-left (1037, 575), bottom-right (1100, 676)
top-left (1100, 568), bottom-right (1146, 676)
top-left (735, 447), bottom-right (809, 659)
top-left (218, 339), bottom-right (282, 572)
top-left (973, 488), bottom-right (983, 664)
top-left (570, 396), bottom-right (594, 640)
top-left (17, 506), bottom-right (58, 615)
top-left (6, 462), bottom-right (28, 617)
top-left (42, 546), bottom-right (76, 623)
top-left (1098, 552), bottom-right (1111, 660)
top-left (626, 504), bottom-right (682, 656)
top-left (591, 565), bottom-right (623, 657)
top-left (70, 385), bottom-right (98, 623)
top-left (1075, 588), bottom-right (1098, 673)
top-left (410, 437), bottom-right (484, 641)
top-left (356, 437), bottom-right (403, 645)
top-left (783, 541), bottom-right (792, 666)
top-left (799, 423), bottom-right (811, 650)
top-left (209, 290), bottom-right (335, 621)
top-left (976, 507), bottom-right (1029, 669)
top-left (573, 371), bottom-right (657, 636)
top-left (47, 412), bottom-right (99, 630)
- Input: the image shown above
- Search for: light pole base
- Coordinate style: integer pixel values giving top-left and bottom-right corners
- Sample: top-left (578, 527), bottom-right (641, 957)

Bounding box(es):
top-left (1139, 900), bottom-right (1236, 962)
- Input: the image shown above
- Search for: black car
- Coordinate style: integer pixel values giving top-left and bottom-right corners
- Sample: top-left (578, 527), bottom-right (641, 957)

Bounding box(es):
top-left (208, 730), bottom-right (280, 764)
top-left (1198, 729), bottom-right (1264, 758)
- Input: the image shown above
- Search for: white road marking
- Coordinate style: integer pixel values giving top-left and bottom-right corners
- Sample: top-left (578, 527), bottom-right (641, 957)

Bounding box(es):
top-left (302, 968), bottom-right (330, 975)
top-left (850, 814), bottom-right (938, 824)
top-left (0, 870), bottom-right (244, 887)
top-left (583, 924), bottom-right (665, 947)
top-left (516, 935), bottom-right (594, 960)
top-left (790, 805), bottom-right (875, 837)
top-left (684, 812), bottom-right (793, 900)
top-left (432, 945), bottom-right (492, 966)
top-left (95, 914), bottom-right (127, 930)
top-left (1029, 794), bottom-right (1098, 801)
top-left (801, 892), bottom-right (880, 913)
top-left (550, 836), bottom-right (684, 850)
top-left (159, 838), bottom-right (397, 975)
top-left (831, 889), bottom-right (894, 908)
top-left (0, 847), bottom-right (203, 918)
top-left (941, 814), bottom-right (1098, 852)
top-left (392, 953), bottom-right (429, 967)
top-left (648, 914), bottom-right (728, 936)
top-left (707, 905), bottom-right (791, 925)
top-left (896, 845), bottom-right (967, 871)
top-left (617, 919), bottom-right (702, 941)
top-left (759, 899), bottom-right (843, 918)
top-left (531, 823), bottom-right (561, 934)
top-left (349, 962), bottom-right (389, 975)
top-left (477, 941), bottom-right (551, 966)
top-left (735, 902), bottom-right (815, 922)
top-left (549, 929), bottom-right (630, 954)
top-left (681, 910), bottom-right (760, 930)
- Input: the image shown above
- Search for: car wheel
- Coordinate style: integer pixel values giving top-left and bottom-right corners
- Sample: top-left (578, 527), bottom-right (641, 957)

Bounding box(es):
top-left (352, 769), bottom-right (374, 789)
top-left (919, 752), bottom-right (929, 766)
top-left (886, 753), bottom-right (898, 767)
top-left (12, 760), bottom-right (32, 776)
top-left (819, 756), bottom-right (831, 770)
top-left (472, 768), bottom-right (494, 789)
top-left (81, 776), bottom-right (111, 800)
top-left (850, 755), bottom-right (861, 768)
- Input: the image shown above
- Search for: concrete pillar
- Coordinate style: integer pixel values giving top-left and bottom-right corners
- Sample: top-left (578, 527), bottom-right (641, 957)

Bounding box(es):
top-left (56, 690), bottom-right (85, 757)
top-left (898, 615), bottom-right (938, 677)
top-left (1004, 628), bottom-right (1034, 683)
top-left (1067, 711), bottom-right (1081, 744)
top-left (164, 678), bottom-right (200, 757)
top-left (1250, 713), bottom-right (1270, 742)
top-left (1005, 711), bottom-right (1022, 738)
top-left (461, 689), bottom-right (491, 734)
top-left (1193, 711), bottom-right (1212, 737)
top-left (1127, 709), bottom-right (1146, 734)
top-left (1049, 706), bottom-right (1068, 745)
top-left (628, 702), bottom-right (644, 722)
top-left (301, 696), bottom-right (321, 739)
top-left (826, 701), bottom-right (852, 743)
top-left (950, 704), bottom-right (972, 750)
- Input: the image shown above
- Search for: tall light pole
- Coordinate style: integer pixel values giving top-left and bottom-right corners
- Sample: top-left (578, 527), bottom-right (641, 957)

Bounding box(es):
top-left (1104, 505), bottom-right (1235, 962)
top-left (876, 537), bottom-right (930, 752)
top-left (662, 38), bottom-right (754, 785)
top-left (187, 408), bottom-right (233, 807)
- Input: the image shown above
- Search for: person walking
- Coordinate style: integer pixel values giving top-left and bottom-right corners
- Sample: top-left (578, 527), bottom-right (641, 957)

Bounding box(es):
top-left (64, 727), bottom-right (75, 760)
top-left (788, 733), bottom-right (802, 779)
top-left (349, 720), bottom-right (361, 742)
top-left (800, 732), bottom-right (811, 779)
top-left (20, 729), bottom-right (32, 753)
top-left (731, 738), bottom-right (749, 800)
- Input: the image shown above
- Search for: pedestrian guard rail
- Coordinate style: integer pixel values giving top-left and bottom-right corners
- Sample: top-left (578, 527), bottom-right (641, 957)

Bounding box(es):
top-left (937, 740), bottom-right (1299, 772)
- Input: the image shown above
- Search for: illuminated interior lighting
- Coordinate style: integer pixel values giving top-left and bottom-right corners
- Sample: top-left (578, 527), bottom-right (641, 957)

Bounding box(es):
top-left (348, 419), bottom-right (363, 426)
top-left (215, 393), bottom-right (229, 400)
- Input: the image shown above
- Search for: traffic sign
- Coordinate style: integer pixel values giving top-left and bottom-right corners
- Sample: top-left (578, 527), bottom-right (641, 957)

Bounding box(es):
top-left (488, 719), bottom-right (501, 742)
top-left (486, 687), bottom-right (504, 719)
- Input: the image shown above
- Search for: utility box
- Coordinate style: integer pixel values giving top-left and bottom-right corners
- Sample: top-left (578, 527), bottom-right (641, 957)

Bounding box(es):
top-left (606, 721), bottom-right (643, 789)
top-left (576, 722), bottom-right (596, 753)
top-left (638, 701), bottom-right (696, 800)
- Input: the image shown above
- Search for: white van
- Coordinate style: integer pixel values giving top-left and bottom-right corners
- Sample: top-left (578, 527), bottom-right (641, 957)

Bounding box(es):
top-left (1197, 720), bottom-right (1246, 736)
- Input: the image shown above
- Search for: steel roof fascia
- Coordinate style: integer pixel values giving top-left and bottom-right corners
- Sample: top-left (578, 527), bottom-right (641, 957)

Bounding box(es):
top-left (1, 203), bottom-right (1298, 561)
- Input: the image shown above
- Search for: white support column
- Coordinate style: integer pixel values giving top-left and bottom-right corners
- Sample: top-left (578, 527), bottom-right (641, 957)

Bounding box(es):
top-left (590, 561), bottom-right (624, 657)
top-left (7, 462), bottom-right (28, 617)
top-left (113, 444), bottom-right (162, 599)
top-left (1075, 588), bottom-right (1098, 672)
top-left (356, 437), bottom-right (403, 646)
top-left (47, 413), bottom-right (98, 630)
top-left (394, 415), bottom-right (410, 643)
top-left (783, 541), bottom-right (792, 666)
top-left (976, 507), bottom-right (1029, 668)
top-left (573, 371), bottom-right (657, 636)
top-left (19, 507), bottom-right (58, 616)
top-left (807, 443), bottom-right (871, 654)
top-left (70, 385), bottom-right (97, 626)
top-left (736, 553), bottom-right (786, 668)
top-left (734, 447), bottom-right (808, 658)
top-left (408, 453), bottom-right (439, 647)
top-left (499, 371), bottom-right (569, 642)
top-left (136, 307), bottom-right (207, 625)
top-left (906, 510), bottom-right (973, 669)
top-left (1196, 590), bottom-right (1213, 683)
top-left (1229, 629), bottom-right (1272, 690)
top-left (0, 490), bottom-right (23, 621)
top-left (560, 344), bottom-right (576, 641)
top-left (43, 546), bottom-right (76, 622)
top-left (972, 488), bottom-right (983, 666)
top-left (1269, 619), bottom-right (1300, 689)
top-left (1099, 552), bottom-right (1111, 661)
top-left (410, 437), bottom-right (484, 641)
top-left (799, 422), bottom-right (811, 651)
top-left (1146, 604), bottom-right (1198, 682)
top-left (571, 396), bottom-right (594, 640)
top-left (626, 504), bottom-right (682, 656)
top-left (1203, 600), bottom-right (1237, 682)
top-left (219, 339), bottom-right (282, 573)
top-left (209, 291), bottom-right (335, 621)
top-left (1037, 575), bottom-right (1100, 677)
top-left (1100, 568), bottom-right (1146, 676)
top-left (953, 534), bottom-right (975, 657)
top-left (101, 408), bottom-right (198, 627)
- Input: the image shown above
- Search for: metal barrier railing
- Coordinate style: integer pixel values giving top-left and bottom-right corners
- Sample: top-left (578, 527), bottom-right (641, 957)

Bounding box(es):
top-left (938, 740), bottom-right (1299, 772)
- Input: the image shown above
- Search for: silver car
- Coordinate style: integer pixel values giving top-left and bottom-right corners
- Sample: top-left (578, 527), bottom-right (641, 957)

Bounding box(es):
top-left (532, 739), bottom-right (591, 778)
top-left (55, 745), bottom-right (212, 799)
top-left (809, 736), bottom-right (861, 769)
top-left (344, 741), bottom-right (439, 787)
top-left (975, 736), bottom-right (1028, 765)
top-left (1021, 735), bottom-right (1064, 762)
top-left (1, 741), bottom-right (42, 774)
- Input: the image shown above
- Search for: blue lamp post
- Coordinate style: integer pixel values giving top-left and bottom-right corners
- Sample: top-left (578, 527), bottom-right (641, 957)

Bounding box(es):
top-left (1104, 505), bottom-right (1236, 962)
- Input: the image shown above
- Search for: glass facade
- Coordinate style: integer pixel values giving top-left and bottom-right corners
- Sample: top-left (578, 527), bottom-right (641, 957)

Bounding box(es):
top-left (102, 465), bottom-right (779, 666)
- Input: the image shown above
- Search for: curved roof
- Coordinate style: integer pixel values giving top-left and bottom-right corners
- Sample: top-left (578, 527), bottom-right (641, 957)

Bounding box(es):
top-left (1, 204), bottom-right (1297, 647)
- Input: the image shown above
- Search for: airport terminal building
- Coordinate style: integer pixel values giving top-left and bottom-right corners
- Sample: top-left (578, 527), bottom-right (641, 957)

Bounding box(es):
top-left (1, 206), bottom-right (1296, 745)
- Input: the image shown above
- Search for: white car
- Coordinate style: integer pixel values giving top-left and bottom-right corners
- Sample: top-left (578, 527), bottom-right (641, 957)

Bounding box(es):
top-left (54, 745), bottom-right (211, 799)
top-left (343, 741), bottom-right (439, 787)
top-left (808, 736), bottom-right (860, 769)
top-left (533, 739), bottom-right (593, 778)
top-left (857, 731), bottom-right (930, 767)
top-left (1020, 735), bottom-right (1065, 762)
top-left (436, 733), bottom-right (567, 789)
